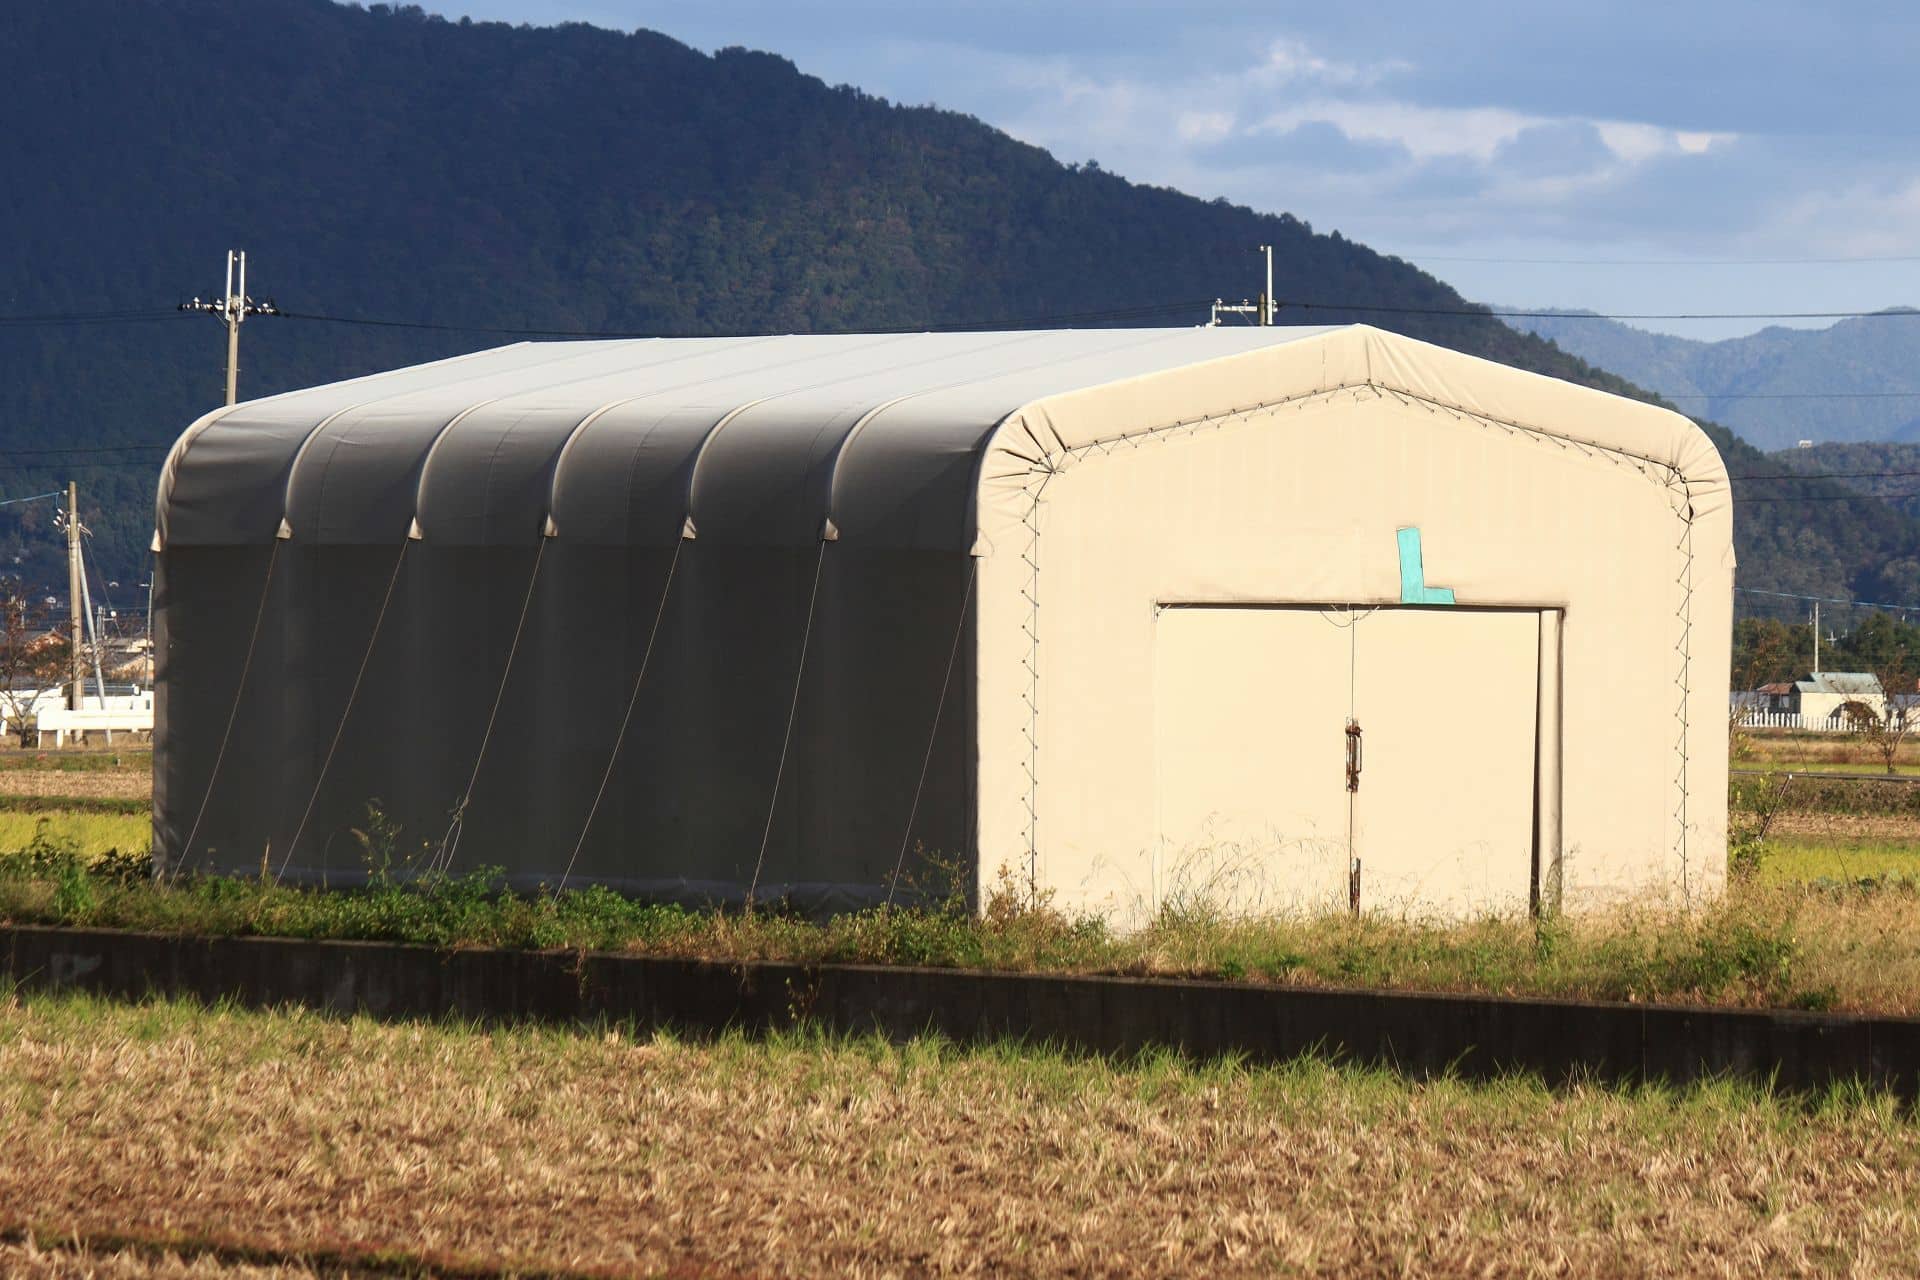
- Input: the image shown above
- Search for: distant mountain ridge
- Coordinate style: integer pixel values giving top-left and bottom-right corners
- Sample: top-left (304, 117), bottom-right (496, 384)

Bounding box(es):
top-left (1506, 309), bottom-right (1920, 450)
top-left (1, 0), bottom-right (1918, 615)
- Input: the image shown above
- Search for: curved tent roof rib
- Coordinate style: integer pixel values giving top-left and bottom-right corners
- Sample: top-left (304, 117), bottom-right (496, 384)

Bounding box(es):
top-left (157, 325), bottom-right (1730, 556)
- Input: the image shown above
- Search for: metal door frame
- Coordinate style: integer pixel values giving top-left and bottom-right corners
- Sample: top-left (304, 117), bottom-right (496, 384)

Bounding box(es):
top-left (1154, 601), bottom-right (1566, 916)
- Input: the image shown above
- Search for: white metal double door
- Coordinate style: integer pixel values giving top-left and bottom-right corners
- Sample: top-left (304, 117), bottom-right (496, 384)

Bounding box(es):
top-left (1154, 605), bottom-right (1545, 918)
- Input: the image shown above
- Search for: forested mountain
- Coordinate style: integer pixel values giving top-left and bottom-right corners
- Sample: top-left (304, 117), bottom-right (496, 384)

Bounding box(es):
top-left (1763, 442), bottom-right (1920, 521)
top-left (1509, 310), bottom-right (1920, 450)
top-left (0, 0), bottom-right (1914, 613)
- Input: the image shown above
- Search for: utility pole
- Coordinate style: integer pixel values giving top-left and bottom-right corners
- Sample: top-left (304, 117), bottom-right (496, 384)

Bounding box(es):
top-left (1812, 602), bottom-right (1821, 676)
top-left (65, 482), bottom-right (83, 711)
top-left (77, 546), bottom-right (110, 743)
top-left (180, 250), bottom-right (280, 406)
top-left (1261, 243), bottom-right (1275, 325)
top-left (1206, 246), bottom-right (1278, 327)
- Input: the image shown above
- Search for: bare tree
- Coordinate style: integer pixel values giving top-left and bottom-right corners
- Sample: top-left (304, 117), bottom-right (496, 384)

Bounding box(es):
top-left (1854, 657), bottom-right (1920, 775)
top-left (0, 582), bottom-right (67, 746)
top-left (1728, 625), bottom-right (1790, 761)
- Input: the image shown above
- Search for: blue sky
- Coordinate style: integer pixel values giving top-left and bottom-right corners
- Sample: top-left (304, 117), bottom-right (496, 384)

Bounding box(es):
top-left (429, 1), bottom-right (1920, 339)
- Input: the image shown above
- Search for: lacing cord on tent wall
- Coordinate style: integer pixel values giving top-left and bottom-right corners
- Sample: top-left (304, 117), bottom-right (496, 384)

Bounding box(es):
top-left (556, 536), bottom-right (685, 892)
top-left (429, 534), bottom-right (548, 877)
top-left (275, 538), bottom-right (411, 879)
top-left (176, 540), bottom-right (281, 870)
top-left (1670, 479), bottom-right (1698, 901)
top-left (884, 557), bottom-right (977, 910)
top-left (1015, 467), bottom-right (1059, 899)
top-left (744, 540), bottom-right (829, 911)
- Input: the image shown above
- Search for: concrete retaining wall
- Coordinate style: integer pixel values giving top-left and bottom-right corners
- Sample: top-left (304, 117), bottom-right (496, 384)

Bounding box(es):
top-left (4, 925), bottom-right (1916, 1094)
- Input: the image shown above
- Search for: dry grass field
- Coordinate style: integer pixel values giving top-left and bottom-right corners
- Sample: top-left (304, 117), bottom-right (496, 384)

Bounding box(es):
top-left (1, 993), bottom-right (1916, 1280)
top-left (1738, 730), bottom-right (1920, 775)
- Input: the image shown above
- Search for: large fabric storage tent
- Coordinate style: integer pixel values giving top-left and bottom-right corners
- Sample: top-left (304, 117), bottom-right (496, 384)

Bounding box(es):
top-left (154, 325), bottom-right (1733, 919)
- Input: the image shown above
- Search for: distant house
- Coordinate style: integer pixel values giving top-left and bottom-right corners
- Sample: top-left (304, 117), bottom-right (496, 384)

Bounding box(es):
top-left (1783, 672), bottom-right (1885, 728)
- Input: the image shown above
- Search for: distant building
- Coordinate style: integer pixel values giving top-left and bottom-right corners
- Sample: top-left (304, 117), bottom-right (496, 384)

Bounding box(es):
top-left (1747, 681), bottom-right (1796, 716)
top-left (1781, 672), bottom-right (1885, 728)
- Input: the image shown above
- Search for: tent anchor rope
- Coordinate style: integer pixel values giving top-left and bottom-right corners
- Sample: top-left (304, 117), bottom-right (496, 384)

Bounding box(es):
top-left (276, 537), bottom-right (411, 879)
top-left (432, 534), bottom-right (549, 877)
top-left (175, 539), bottom-right (281, 871)
top-left (745, 540), bottom-right (828, 911)
top-left (557, 537), bottom-right (686, 893)
top-left (884, 557), bottom-right (977, 910)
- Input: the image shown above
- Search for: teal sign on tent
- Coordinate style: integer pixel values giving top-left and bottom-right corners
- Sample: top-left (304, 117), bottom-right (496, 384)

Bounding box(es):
top-left (1397, 527), bottom-right (1455, 605)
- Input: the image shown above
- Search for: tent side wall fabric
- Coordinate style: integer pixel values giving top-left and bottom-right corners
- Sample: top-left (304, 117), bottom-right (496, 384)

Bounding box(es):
top-left (152, 329), bottom-right (1334, 908)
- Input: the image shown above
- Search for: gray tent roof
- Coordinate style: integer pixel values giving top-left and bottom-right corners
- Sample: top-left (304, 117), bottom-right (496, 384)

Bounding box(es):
top-left (156, 327), bottom-right (1343, 552)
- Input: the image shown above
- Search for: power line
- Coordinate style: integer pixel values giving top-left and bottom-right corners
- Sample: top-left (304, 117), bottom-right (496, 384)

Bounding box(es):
top-left (276, 297), bottom-right (1217, 338)
top-left (1736, 586), bottom-right (1920, 614)
top-left (1285, 299), bottom-right (1920, 323)
top-left (1738, 491), bottom-right (1920, 503)
top-left (0, 462), bottom-right (161, 477)
top-left (1735, 469), bottom-right (1920, 482)
top-left (0, 309), bottom-right (180, 328)
top-left (0, 444), bottom-right (170, 458)
top-left (0, 491), bottom-right (61, 508)
top-left (275, 298), bottom-right (1920, 332)
top-left (5, 297), bottom-right (1212, 337)
top-left (1667, 391), bottom-right (1920, 401)
top-left (11, 293), bottom-right (1920, 334)
top-left (1410, 253), bottom-right (1920, 266)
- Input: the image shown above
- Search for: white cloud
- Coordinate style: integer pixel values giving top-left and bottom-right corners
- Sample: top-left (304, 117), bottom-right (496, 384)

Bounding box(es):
top-left (1249, 100), bottom-right (1534, 162)
top-left (1176, 110), bottom-right (1235, 144)
top-left (1765, 175), bottom-right (1920, 258)
top-left (1252, 39), bottom-right (1408, 90)
top-left (964, 34), bottom-right (1740, 241)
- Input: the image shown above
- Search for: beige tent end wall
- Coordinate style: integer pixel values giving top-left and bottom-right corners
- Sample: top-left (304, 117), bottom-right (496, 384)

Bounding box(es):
top-left (974, 325), bottom-right (1732, 923)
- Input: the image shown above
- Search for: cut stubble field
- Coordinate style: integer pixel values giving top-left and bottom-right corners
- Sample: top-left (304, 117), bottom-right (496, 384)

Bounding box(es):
top-left (1, 993), bottom-right (1917, 1280)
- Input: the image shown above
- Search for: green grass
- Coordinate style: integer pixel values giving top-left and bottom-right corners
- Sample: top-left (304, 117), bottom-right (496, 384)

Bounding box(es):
top-left (0, 810), bottom-right (148, 856)
top-left (1734, 769), bottom-right (1920, 817)
top-left (0, 795), bottom-right (149, 816)
top-left (1736, 759), bottom-right (1920, 777)
top-left (3, 839), bottom-right (1918, 1013)
top-left (1760, 834), bottom-right (1920, 887)
top-left (0, 772), bottom-right (1910, 1016)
